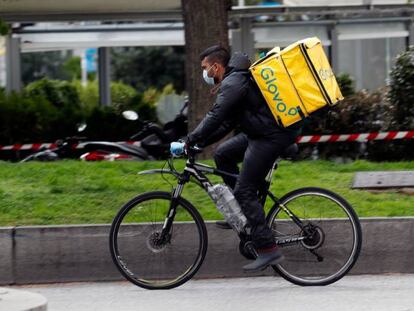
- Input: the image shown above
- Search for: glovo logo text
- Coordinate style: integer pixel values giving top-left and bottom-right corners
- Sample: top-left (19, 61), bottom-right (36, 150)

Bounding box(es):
top-left (260, 67), bottom-right (298, 116)
top-left (318, 68), bottom-right (334, 81)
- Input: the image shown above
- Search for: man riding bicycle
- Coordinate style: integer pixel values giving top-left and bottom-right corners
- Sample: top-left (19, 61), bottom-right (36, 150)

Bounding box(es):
top-left (178, 45), bottom-right (300, 272)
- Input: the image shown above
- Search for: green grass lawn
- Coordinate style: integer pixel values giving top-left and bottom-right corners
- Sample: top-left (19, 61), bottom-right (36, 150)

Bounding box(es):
top-left (0, 159), bottom-right (413, 226)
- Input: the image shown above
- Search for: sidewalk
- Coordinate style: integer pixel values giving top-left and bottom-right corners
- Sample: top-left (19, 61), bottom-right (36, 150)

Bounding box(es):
top-left (15, 274), bottom-right (414, 311)
top-left (0, 287), bottom-right (47, 311)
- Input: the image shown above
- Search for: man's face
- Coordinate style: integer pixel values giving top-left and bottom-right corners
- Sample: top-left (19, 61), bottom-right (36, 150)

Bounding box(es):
top-left (201, 57), bottom-right (216, 78)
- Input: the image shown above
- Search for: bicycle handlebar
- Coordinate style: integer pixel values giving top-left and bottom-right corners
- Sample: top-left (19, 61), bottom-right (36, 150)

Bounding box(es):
top-left (130, 123), bottom-right (171, 142)
top-left (185, 144), bottom-right (203, 162)
top-left (188, 144), bottom-right (203, 154)
top-left (170, 143), bottom-right (203, 163)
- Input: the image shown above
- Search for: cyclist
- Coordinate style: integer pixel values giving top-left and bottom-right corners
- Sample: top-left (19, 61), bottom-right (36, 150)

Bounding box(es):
top-left (179, 45), bottom-right (300, 272)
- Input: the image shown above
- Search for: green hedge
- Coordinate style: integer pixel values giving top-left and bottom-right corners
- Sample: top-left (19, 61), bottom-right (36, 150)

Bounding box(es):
top-left (0, 90), bottom-right (57, 144)
top-left (0, 79), bottom-right (161, 145)
top-left (388, 46), bottom-right (414, 130)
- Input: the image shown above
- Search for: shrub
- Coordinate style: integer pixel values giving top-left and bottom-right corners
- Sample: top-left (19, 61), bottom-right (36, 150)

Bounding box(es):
top-left (63, 56), bottom-right (82, 80)
top-left (72, 80), bottom-right (156, 120)
top-left (72, 80), bottom-right (99, 113)
top-left (138, 83), bottom-right (177, 121)
top-left (300, 87), bottom-right (396, 160)
top-left (379, 46), bottom-right (414, 160)
top-left (25, 78), bottom-right (81, 110)
top-left (110, 81), bottom-right (139, 112)
top-left (25, 79), bottom-right (84, 139)
top-left (0, 19), bottom-right (10, 35)
top-left (388, 46), bottom-right (414, 130)
top-left (336, 73), bottom-right (356, 98)
top-left (0, 91), bottom-right (59, 144)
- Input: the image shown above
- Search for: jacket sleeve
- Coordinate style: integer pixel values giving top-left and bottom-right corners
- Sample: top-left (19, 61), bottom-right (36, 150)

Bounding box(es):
top-left (187, 78), bottom-right (246, 145)
top-left (198, 120), bottom-right (235, 147)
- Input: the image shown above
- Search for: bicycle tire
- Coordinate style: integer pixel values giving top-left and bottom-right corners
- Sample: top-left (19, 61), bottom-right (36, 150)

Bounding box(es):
top-left (266, 187), bottom-right (362, 286)
top-left (109, 191), bottom-right (208, 290)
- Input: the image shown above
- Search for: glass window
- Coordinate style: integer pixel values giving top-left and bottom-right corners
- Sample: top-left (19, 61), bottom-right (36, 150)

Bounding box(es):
top-left (338, 37), bottom-right (407, 90)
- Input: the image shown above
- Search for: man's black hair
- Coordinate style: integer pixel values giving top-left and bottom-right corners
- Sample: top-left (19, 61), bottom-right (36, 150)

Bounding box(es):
top-left (199, 45), bottom-right (230, 67)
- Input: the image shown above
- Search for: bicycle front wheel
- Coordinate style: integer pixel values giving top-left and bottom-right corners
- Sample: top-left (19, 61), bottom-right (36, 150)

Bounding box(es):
top-left (109, 191), bottom-right (208, 290)
top-left (267, 187), bottom-right (362, 286)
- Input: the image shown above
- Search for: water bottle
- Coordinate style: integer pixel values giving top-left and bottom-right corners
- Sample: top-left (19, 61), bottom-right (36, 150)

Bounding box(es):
top-left (208, 184), bottom-right (248, 234)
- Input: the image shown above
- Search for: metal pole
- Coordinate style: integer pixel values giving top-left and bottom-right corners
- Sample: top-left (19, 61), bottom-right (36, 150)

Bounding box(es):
top-left (81, 49), bottom-right (88, 87)
top-left (408, 20), bottom-right (414, 48)
top-left (98, 47), bottom-right (111, 106)
top-left (5, 35), bottom-right (22, 94)
top-left (385, 37), bottom-right (391, 81)
top-left (239, 17), bottom-right (255, 61)
top-left (355, 40), bottom-right (363, 90)
top-left (329, 24), bottom-right (339, 73)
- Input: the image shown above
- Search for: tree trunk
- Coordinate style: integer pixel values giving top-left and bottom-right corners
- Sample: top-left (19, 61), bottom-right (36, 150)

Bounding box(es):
top-left (181, 0), bottom-right (231, 158)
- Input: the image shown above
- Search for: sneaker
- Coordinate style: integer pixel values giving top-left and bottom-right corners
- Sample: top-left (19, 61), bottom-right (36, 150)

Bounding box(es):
top-left (215, 220), bottom-right (232, 230)
top-left (243, 247), bottom-right (284, 272)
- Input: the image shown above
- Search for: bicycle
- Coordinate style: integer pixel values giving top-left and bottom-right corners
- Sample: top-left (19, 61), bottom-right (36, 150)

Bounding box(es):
top-left (109, 144), bottom-right (362, 290)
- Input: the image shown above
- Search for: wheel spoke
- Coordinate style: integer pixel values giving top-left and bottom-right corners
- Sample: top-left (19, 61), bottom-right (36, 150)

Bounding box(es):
top-left (109, 192), bottom-right (207, 289)
top-left (268, 188), bottom-right (361, 286)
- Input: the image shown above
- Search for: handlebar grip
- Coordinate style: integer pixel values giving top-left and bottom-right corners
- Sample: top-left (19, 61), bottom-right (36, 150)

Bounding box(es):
top-left (130, 127), bottom-right (150, 140)
top-left (130, 132), bottom-right (143, 141)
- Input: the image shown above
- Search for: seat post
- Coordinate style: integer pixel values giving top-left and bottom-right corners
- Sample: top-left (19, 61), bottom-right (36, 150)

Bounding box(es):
top-left (258, 160), bottom-right (278, 206)
top-left (265, 161), bottom-right (278, 183)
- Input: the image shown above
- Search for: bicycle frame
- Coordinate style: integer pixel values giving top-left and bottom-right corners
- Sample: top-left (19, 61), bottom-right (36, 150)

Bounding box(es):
top-left (139, 153), bottom-right (308, 247)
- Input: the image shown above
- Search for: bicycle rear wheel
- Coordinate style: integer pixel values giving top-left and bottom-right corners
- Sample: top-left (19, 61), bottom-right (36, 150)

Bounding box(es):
top-left (267, 187), bottom-right (362, 286)
top-left (109, 191), bottom-right (208, 290)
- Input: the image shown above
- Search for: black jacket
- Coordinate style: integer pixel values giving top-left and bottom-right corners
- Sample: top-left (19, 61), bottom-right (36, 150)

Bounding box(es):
top-left (188, 53), bottom-right (298, 146)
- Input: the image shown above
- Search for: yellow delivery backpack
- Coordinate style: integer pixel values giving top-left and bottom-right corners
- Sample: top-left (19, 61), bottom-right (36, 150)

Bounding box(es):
top-left (250, 37), bottom-right (343, 127)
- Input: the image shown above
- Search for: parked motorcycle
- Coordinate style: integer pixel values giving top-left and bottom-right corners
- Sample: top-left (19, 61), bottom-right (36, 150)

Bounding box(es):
top-left (20, 123), bottom-right (88, 162)
top-left (80, 99), bottom-right (188, 161)
top-left (21, 99), bottom-right (188, 162)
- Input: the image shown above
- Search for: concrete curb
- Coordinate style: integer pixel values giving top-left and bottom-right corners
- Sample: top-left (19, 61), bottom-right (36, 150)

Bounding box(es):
top-left (0, 228), bottom-right (13, 284)
top-left (0, 217), bottom-right (413, 285)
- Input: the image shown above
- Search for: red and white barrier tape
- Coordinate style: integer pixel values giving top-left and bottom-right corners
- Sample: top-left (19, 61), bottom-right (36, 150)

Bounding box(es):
top-left (0, 131), bottom-right (413, 151)
top-left (296, 130), bottom-right (414, 144)
top-left (0, 141), bottom-right (141, 151)
top-left (0, 143), bottom-right (57, 151)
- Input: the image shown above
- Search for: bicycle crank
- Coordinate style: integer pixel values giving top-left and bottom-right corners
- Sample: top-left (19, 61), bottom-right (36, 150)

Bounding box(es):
top-left (239, 240), bottom-right (258, 260)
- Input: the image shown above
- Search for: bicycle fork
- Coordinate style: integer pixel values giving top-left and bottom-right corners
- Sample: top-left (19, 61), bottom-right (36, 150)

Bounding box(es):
top-left (158, 182), bottom-right (185, 244)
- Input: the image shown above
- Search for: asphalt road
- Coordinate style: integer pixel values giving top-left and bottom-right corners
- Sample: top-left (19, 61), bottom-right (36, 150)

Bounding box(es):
top-left (15, 274), bottom-right (414, 311)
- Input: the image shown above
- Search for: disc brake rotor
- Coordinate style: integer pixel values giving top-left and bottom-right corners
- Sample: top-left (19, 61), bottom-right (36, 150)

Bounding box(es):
top-left (146, 231), bottom-right (169, 253)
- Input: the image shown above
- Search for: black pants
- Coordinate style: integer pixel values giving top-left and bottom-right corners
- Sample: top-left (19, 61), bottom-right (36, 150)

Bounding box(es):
top-left (214, 132), bottom-right (296, 249)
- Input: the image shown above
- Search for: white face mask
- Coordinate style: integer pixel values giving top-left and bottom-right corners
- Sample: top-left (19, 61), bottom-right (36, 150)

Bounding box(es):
top-left (203, 65), bottom-right (215, 85)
